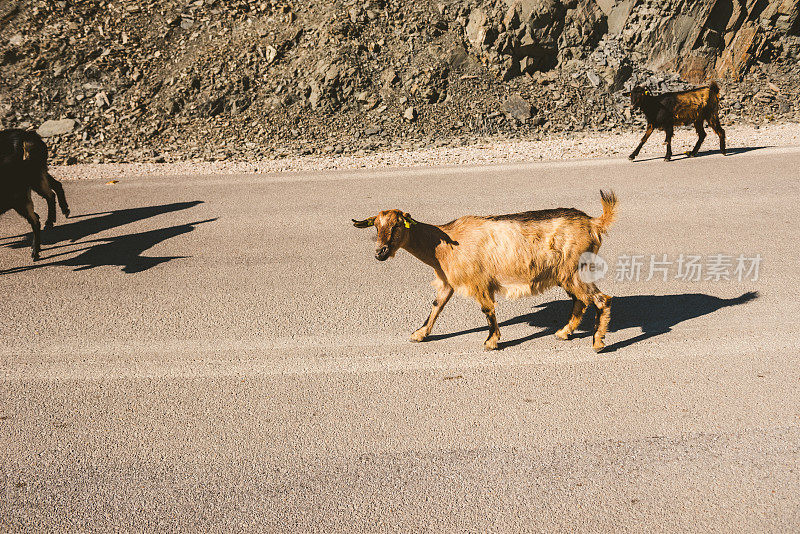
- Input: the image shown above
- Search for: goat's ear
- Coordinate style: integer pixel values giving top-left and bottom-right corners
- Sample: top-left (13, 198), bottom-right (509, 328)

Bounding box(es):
top-left (352, 216), bottom-right (376, 228)
top-left (401, 213), bottom-right (418, 228)
top-left (22, 140), bottom-right (35, 161)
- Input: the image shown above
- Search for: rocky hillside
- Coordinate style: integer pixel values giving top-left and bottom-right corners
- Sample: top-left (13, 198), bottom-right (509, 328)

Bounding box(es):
top-left (1, 0), bottom-right (798, 164)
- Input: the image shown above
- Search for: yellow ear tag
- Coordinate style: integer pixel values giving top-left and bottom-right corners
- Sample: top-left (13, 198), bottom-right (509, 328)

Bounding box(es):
top-left (404, 220), bottom-right (411, 229)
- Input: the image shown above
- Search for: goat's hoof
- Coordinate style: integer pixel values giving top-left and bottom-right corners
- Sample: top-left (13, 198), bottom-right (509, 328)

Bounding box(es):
top-left (685, 151), bottom-right (695, 157)
top-left (593, 342), bottom-right (606, 353)
top-left (483, 339), bottom-right (499, 351)
top-left (554, 329), bottom-right (571, 341)
top-left (44, 221), bottom-right (54, 230)
top-left (32, 254), bottom-right (40, 262)
top-left (628, 154), bottom-right (636, 161)
top-left (410, 330), bottom-right (427, 343)
top-left (63, 209), bottom-right (71, 218)
top-left (664, 157), bottom-right (672, 162)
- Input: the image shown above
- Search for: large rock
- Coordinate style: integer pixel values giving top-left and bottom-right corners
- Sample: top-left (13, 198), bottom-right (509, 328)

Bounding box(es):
top-left (595, 0), bottom-right (615, 16)
top-left (612, 0), bottom-right (800, 82)
top-left (606, 0), bottom-right (634, 35)
top-left (465, 8), bottom-right (489, 48)
top-left (36, 119), bottom-right (76, 137)
top-left (504, 0), bottom-right (567, 72)
top-left (381, 67), bottom-right (399, 86)
top-left (464, 0), bottom-right (607, 77)
top-left (502, 94), bottom-right (533, 122)
top-left (559, 0), bottom-right (607, 60)
top-left (468, 0), bottom-right (800, 82)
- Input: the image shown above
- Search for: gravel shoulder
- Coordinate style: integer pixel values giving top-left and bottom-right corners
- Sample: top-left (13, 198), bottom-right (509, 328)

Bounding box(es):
top-left (51, 122), bottom-right (800, 181)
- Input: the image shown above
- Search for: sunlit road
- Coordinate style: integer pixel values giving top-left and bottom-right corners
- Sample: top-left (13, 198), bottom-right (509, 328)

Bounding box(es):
top-left (2, 147), bottom-right (799, 531)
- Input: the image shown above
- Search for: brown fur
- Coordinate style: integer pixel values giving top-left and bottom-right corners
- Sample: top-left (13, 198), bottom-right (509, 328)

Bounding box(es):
top-left (352, 191), bottom-right (618, 352)
top-left (671, 87), bottom-right (719, 125)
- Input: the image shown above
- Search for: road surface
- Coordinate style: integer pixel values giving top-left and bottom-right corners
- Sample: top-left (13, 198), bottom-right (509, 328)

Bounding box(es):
top-left (2, 147), bottom-right (799, 531)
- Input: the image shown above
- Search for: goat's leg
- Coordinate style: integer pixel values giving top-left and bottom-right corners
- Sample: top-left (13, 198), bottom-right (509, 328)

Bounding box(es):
top-left (476, 294), bottom-right (500, 351)
top-left (629, 124), bottom-right (654, 160)
top-left (688, 120), bottom-right (706, 156)
top-left (411, 283), bottom-right (454, 342)
top-left (708, 115), bottom-right (726, 155)
top-left (591, 293), bottom-right (613, 353)
top-left (47, 173), bottom-right (70, 217)
top-left (32, 173), bottom-right (57, 228)
top-left (664, 125), bottom-right (674, 161)
top-left (14, 197), bottom-right (41, 261)
top-left (555, 294), bottom-right (587, 340)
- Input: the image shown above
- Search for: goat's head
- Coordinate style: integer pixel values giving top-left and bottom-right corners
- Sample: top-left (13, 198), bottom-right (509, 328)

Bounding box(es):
top-left (352, 209), bottom-right (418, 261)
top-left (627, 86), bottom-right (650, 108)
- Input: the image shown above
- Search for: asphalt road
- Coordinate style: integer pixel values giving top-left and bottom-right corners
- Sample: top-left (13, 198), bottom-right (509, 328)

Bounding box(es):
top-left (2, 147), bottom-right (799, 531)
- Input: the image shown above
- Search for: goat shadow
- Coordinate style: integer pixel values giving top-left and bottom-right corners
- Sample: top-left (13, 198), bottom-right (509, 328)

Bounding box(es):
top-left (1, 200), bottom-right (204, 246)
top-left (631, 145), bottom-right (771, 163)
top-left (427, 292), bottom-right (759, 352)
top-left (1, 201), bottom-right (214, 274)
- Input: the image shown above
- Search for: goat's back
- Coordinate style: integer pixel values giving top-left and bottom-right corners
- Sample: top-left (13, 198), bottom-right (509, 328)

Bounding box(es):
top-left (647, 85), bottom-right (720, 126)
top-left (437, 210), bottom-right (600, 299)
top-left (673, 85), bottom-right (720, 125)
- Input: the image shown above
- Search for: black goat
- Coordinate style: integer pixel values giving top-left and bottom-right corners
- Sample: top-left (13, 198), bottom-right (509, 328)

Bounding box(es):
top-left (627, 83), bottom-right (726, 162)
top-left (1, 129), bottom-right (70, 261)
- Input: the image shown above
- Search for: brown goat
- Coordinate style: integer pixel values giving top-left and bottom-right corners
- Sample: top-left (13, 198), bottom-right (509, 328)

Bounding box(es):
top-left (353, 191), bottom-right (618, 352)
top-left (627, 82), bottom-right (726, 161)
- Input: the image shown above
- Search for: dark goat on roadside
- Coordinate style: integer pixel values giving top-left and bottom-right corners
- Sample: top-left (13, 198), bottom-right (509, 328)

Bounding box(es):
top-left (627, 82), bottom-right (726, 161)
top-left (353, 191), bottom-right (618, 352)
top-left (1, 129), bottom-right (70, 261)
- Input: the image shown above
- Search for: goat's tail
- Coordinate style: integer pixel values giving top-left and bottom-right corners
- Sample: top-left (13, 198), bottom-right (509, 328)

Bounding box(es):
top-left (708, 81), bottom-right (721, 108)
top-left (593, 190), bottom-right (618, 236)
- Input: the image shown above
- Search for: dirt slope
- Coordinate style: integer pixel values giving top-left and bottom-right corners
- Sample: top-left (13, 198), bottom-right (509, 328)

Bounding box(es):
top-left (0, 0), bottom-right (798, 164)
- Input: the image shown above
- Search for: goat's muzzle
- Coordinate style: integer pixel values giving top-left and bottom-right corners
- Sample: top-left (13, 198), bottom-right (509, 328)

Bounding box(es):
top-left (375, 245), bottom-right (390, 261)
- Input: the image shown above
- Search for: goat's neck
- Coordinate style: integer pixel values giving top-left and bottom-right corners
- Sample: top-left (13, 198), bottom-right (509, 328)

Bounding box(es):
top-left (638, 96), bottom-right (660, 117)
top-left (402, 223), bottom-right (446, 269)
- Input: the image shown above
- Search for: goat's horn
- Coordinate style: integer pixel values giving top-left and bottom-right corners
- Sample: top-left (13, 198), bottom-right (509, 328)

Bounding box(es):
top-left (352, 216), bottom-right (376, 228)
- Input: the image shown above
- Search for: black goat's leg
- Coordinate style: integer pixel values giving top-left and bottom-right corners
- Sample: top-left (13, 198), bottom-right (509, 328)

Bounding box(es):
top-left (664, 125), bottom-right (674, 161)
top-left (629, 124), bottom-right (654, 160)
top-left (48, 173), bottom-right (70, 217)
top-left (709, 116), bottom-right (726, 155)
top-left (689, 120), bottom-right (706, 156)
top-left (32, 174), bottom-right (57, 229)
top-left (15, 197), bottom-right (41, 261)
